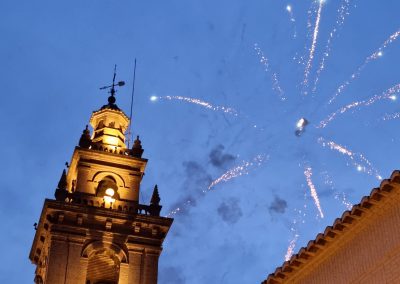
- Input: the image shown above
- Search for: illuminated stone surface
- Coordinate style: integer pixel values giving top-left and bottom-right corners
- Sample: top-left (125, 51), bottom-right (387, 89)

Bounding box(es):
top-left (30, 91), bottom-right (172, 284)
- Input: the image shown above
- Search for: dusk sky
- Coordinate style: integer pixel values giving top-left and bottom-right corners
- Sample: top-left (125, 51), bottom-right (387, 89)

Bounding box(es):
top-left (2, 0), bottom-right (400, 283)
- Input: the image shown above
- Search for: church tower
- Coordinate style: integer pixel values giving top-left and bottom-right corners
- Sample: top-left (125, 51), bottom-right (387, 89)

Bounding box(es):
top-left (29, 71), bottom-right (173, 284)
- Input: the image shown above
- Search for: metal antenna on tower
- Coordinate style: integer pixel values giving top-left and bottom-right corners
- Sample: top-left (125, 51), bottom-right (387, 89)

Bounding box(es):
top-left (127, 59), bottom-right (137, 148)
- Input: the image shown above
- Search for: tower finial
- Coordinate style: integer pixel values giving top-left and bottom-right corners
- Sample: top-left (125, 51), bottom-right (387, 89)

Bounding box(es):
top-left (99, 65), bottom-right (126, 106)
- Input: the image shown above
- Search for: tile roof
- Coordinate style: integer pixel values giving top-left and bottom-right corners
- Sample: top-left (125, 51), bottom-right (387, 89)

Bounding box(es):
top-left (262, 170), bottom-right (400, 284)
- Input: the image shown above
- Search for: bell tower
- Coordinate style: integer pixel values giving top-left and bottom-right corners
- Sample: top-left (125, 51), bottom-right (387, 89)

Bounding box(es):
top-left (29, 69), bottom-right (173, 284)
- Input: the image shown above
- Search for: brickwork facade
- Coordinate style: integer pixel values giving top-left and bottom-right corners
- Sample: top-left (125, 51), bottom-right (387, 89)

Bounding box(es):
top-left (264, 171), bottom-right (400, 284)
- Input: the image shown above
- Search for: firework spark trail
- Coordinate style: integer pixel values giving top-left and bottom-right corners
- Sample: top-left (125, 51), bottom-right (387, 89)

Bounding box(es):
top-left (329, 29), bottom-right (400, 104)
top-left (285, 201), bottom-right (307, 261)
top-left (286, 5), bottom-right (297, 38)
top-left (254, 44), bottom-right (286, 101)
top-left (335, 193), bottom-right (353, 210)
top-left (382, 112), bottom-right (400, 121)
top-left (319, 83), bottom-right (400, 128)
top-left (313, 0), bottom-right (351, 93)
top-left (207, 154), bottom-right (267, 191)
top-left (304, 167), bottom-right (324, 218)
top-left (165, 200), bottom-right (193, 218)
top-left (303, 0), bottom-right (323, 93)
top-left (165, 155), bottom-right (267, 217)
top-left (322, 171), bottom-right (353, 210)
top-left (152, 95), bottom-right (238, 116)
top-left (318, 137), bottom-right (382, 180)
top-left (285, 233), bottom-right (299, 261)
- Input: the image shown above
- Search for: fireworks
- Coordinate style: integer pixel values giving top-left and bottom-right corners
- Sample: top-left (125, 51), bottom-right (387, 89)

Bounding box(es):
top-left (319, 83), bottom-right (400, 128)
top-left (285, 233), bottom-right (299, 261)
top-left (286, 4), bottom-right (297, 38)
top-left (329, 29), bottom-right (400, 104)
top-left (304, 167), bottom-right (324, 218)
top-left (254, 44), bottom-right (286, 101)
top-left (303, 0), bottom-right (324, 93)
top-left (318, 137), bottom-right (382, 180)
top-left (165, 200), bottom-right (193, 218)
top-left (151, 95), bottom-right (238, 116)
top-left (322, 171), bottom-right (353, 210)
top-left (295, 117), bottom-right (309, 136)
top-left (154, 1), bottom-right (396, 266)
top-left (207, 154), bottom-right (267, 191)
top-left (285, 202), bottom-right (307, 261)
top-left (335, 192), bottom-right (353, 210)
top-left (313, 0), bottom-right (351, 93)
top-left (382, 112), bottom-right (400, 121)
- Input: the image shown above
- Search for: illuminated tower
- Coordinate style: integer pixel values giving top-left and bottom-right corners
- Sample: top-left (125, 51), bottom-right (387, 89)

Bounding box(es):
top-left (29, 71), bottom-right (173, 284)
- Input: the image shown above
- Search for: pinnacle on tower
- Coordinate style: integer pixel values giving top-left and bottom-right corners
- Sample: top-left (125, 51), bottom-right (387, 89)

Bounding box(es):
top-left (149, 184), bottom-right (162, 216)
top-left (131, 135), bottom-right (144, 158)
top-left (151, 184), bottom-right (161, 205)
top-left (78, 125), bottom-right (92, 148)
top-left (54, 169), bottom-right (67, 200)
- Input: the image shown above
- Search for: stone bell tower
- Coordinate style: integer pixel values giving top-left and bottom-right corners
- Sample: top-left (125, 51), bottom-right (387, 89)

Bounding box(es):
top-left (29, 70), bottom-right (173, 284)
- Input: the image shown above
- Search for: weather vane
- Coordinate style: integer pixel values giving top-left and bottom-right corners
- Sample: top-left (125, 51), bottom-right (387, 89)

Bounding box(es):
top-left (100, 64), bottom-right (125, 104)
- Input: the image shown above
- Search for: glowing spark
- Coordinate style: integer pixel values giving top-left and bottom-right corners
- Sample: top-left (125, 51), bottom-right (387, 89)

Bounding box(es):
top-left (156, 95), bottom-right (238, 116)
top-left (285, 200), bottom-right (307, 261)
top-left (329, 28), bottom-right (400, 103)
top-left (313, 0), bottom-right (351, 93)
top-left (254, 44), bottom-right (286, 101)
top-left (318, 137), bottom-right (382, 180)
top-left (382, 112), bottom-right (400, 121)
top-left (335, 192), bottom-right (353, 210)
top-left (319, 83), bottom-right (400, 128)
top-left (150, 95), bottom-right (158, 102)
top-left (207, 154), bottom-right (267, 191)
top-left (285, 233), bottom-right (299, 261)
top-left (303, 0), bottom-right (323, 93)
top-left (165, 199), bottom-right (193, 217)
top-left (304, 167), bottom-right (324, 218)
top-left (322, 171), bottom-right (353, 210)
top-left (286, 4), bottom-right (297, 38)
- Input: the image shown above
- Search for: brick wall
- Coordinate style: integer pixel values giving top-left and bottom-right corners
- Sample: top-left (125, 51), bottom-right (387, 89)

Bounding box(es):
top-left (292, 195), bottom-right (400, 284)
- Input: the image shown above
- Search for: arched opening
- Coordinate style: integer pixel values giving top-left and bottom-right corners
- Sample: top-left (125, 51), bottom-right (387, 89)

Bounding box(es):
top-left (86, 249), bottom-right (120, 284)
top-left (96, 176), bottom-right (120, 200)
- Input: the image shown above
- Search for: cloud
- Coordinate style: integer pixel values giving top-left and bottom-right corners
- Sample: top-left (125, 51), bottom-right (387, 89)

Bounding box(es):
top-left (268, 196), bottom-right (287, 214)
top-left (168, 161), bottom-right (212, 216)
top-left (217, 198), bottom-right (243, 224)
top-left (159, 266), bottom-right (186, 284)
top-left (209, 144), bottom-right (236, 169)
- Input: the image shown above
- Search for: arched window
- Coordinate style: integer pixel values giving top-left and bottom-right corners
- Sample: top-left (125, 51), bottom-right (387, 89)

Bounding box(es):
top-left (86, 249), bottom-right (120, 284)
top-left (96, 176), bottom-right (120, 200)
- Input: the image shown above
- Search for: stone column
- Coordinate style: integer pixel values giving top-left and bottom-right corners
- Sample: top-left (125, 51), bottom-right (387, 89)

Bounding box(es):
top-left (142, 250), bottom-right (160, 284)
top-left (128, 250), bottom-right (144, 284)
top-left (46, 239), bottom-right (68, 284)
top-left (65, 241), bottom-right (85, 284)
top-left (118, 263), bottom-right (129, 284)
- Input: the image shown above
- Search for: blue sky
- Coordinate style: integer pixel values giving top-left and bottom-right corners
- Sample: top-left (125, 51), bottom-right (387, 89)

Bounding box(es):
top-left (1, 0), bottom-right (400, 283)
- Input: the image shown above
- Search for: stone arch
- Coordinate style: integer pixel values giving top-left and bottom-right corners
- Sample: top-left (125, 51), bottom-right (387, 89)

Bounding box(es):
top-left (91, 171), bottom-right (126, 189)
top-left (81, 241), bottom-right (128, 264)
top-left (96, 176), bottom-right (119, 198)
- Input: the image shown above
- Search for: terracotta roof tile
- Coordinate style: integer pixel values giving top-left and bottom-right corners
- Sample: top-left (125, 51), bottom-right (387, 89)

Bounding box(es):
top-left (262, 170), bottom-right (400, 284)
